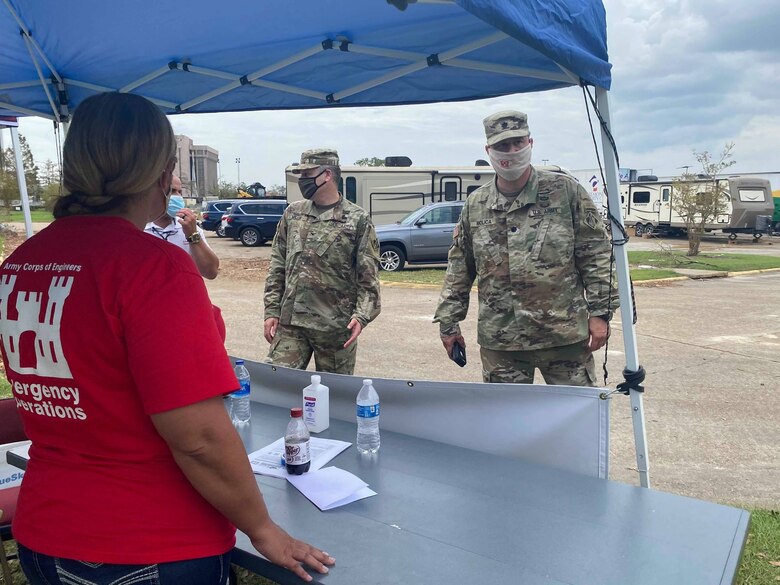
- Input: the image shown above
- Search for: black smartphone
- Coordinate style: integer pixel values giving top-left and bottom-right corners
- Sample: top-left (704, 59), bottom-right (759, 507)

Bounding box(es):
top-left (450, 341), bottom-right (467, 367)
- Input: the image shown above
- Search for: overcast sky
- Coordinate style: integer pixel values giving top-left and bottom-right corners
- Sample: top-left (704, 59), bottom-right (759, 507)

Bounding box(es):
top-left (6, 0), bottom-right (779, 189)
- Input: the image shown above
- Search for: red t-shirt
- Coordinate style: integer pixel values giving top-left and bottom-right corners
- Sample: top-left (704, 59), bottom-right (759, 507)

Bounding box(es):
top-left (0, 216), bottom-right (239, 563)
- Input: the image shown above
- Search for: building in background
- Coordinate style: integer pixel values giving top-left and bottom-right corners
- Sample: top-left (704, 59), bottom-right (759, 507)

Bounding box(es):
top-left (173, 134), bottom-right (219, 201)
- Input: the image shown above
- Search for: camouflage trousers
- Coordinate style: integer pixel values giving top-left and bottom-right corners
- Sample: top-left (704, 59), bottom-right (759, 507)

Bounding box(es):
top-left (479, 341), bottom-right (596, 386)
top-left (267, 324), bottom-right (357, 375)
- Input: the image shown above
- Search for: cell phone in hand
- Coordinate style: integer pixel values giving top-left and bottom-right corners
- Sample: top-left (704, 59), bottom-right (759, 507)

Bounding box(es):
top-left (450, 341), bottom-right (467, 367)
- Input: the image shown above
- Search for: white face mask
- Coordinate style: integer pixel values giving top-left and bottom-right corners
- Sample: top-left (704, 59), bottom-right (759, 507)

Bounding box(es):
top-left (488, 143), bottom-right (533, 181)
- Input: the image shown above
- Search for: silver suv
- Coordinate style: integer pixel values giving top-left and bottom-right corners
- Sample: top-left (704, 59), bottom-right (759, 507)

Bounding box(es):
top-left (375, 201), bottom-right (464, 271)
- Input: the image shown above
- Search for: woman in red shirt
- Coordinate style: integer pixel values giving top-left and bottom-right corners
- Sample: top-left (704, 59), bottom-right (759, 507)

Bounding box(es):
top-left (0, 92), bottom-right (334, 584)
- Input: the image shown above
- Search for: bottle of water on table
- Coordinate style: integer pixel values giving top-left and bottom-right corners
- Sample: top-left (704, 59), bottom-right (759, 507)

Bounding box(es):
top-left (356, 379), bottom-right (380, 454)
top-left (231, 359), bottom-right (251, 427)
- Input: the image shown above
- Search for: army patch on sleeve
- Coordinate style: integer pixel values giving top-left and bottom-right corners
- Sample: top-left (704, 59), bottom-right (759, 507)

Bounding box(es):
top-left (453, 225), bottom-right (460, 239)
top-left (584, 210), bottom-right (600, 230)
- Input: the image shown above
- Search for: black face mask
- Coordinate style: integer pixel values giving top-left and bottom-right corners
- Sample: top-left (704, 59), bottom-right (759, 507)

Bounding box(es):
top-left (298, 169), bottom-right (327, 200)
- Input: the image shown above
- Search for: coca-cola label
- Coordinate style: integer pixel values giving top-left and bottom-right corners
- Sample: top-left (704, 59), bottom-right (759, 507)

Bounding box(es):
top-left (285, 440), bottom-right (310, 465)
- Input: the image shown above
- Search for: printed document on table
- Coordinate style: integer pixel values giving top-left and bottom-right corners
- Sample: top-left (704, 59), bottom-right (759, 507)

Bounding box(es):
top-left (286, 467), bottom-right (377, 511)
top-left (248, 437), bottom-right (351, 479)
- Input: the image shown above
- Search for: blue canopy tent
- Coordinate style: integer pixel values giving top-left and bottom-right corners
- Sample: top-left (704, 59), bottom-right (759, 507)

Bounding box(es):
top-left (0, 0), bottom-right (649, 486)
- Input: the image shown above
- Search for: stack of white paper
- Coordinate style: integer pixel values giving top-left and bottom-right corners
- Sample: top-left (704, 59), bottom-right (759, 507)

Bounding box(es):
top-left (249, 437), bottom-right (351, 479)
top-left (286, 467), bottom-right (377, 511)
top-left (248, 438), bottom-right (377, 510)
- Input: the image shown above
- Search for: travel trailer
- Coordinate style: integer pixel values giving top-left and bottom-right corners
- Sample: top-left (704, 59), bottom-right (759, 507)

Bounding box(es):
top-left (568, 169), bottom-right (774, 238)
top-left (620, 176), bottom-right (773, 238)
top-left (286, 158), bottom-right (577, 224)
top-left (286, 159), bottom-right (493, 224)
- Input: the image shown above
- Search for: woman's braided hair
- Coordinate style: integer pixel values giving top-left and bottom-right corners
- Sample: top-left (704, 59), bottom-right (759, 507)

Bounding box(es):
top-left (54, 92), bottom-right (176, 219)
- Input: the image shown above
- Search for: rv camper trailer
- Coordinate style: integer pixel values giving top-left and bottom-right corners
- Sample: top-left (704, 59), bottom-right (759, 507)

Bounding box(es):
top-left (620, 176), bottom-right (774, 238)
top-left (286, 157), bottom-right (578, 224)
top-left (286, 159), bottom-right (493, 224)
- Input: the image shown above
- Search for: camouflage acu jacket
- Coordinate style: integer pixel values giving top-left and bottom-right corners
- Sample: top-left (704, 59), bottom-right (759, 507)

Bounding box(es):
top-left (264, 197), bottom-right (381, 331)
top-left (434, 168), bottom-right (617, 351)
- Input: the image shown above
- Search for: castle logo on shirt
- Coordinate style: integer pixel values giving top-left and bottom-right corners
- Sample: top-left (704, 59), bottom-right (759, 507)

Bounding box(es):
top-left (0, 273), bottom-right (74, 378)
top-left (0, 266), bottom-right (87, 420)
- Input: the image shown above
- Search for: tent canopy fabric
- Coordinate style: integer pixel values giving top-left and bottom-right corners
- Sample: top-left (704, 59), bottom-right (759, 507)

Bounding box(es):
top-left (0, 0), bottom-right (610, 120)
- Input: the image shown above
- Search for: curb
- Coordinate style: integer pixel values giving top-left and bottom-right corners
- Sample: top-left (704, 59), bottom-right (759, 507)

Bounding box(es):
top-left (380, 266), bottom-right (780, 289)
top-left (380, 280), bottom-right (442, 290)
top-left (726, 267), bottom-right (780, 277)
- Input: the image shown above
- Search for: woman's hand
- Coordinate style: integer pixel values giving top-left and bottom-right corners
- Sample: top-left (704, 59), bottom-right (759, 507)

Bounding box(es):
top-left (251, 521), bottom-right (335, 582)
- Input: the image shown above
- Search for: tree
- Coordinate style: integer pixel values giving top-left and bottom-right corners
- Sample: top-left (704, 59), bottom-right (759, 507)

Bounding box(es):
top-left (0, 133), bottom-right (41, 213)
top-left (266, 184), bottom-right (287, 199)
top-left (40, 158), bottom-right (62, 208)
top-left (215, 179), bottom-right (238, 200)
top-left (671, 143), bottom-right (736, 256)
top-left (354, 157), bottom-right (384, 167)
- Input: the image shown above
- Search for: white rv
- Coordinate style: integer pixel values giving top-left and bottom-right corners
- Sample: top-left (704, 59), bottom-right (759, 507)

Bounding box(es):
top-left (569, 169), bottom-right (774, 238)
top-left (619, 176), bottom-right (773, 238)
top-left (285, 159), bottom-right (578, 224)
top-left (285, 161), bottom-right (493, 224)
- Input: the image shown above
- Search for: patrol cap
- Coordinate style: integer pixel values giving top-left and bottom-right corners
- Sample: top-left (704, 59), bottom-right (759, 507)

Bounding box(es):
top-left (483, 110), bottom-right (530, 146)
top-left (291, 148), bottom-right (340, 173)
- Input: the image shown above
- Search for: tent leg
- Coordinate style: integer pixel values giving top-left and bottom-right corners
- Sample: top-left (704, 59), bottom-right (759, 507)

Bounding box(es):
top-left (595, 87), bottom-right (650, 488)
top-left (10, 126), bottom-right (34, 239)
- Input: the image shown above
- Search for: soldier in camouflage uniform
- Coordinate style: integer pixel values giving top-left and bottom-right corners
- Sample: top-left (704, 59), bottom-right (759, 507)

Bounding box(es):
top-left (264, 148), bottom-right (381, 375)
top-left (434, 111), bottom-right (617, 386)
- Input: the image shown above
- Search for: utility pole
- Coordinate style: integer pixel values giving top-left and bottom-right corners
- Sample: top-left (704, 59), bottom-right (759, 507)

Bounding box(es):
top-left (235, 157), bottom-right (241, 185)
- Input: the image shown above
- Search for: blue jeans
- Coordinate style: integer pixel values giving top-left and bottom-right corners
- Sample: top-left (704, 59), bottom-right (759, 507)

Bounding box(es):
top-left (18, 544), bottom-right (232, 585)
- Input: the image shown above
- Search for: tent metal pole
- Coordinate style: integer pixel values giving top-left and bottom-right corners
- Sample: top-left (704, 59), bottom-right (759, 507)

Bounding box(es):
top-left (178, 44), bottom-right (324, 112)
top-left (345, 42), bottom-right (572, 84)
top-left (181, 64), bottom-right (326, 100)
top-left (0, 80), bottom-right (42, 90)
top-left (9, 126), bottom-right (33, 239)
top-left (21, 34), bottom-right (59, 121)
top-left (447, 59), bottom-right (572, 83)
top-left (0, 101), bottom-right (56, 120)
top-left (63, 79), bottom-right (177, 110)
top-left (595, 86), bottom-right (650, 488)
top-left (120, 65), bottom-right (175, 93)
top-left (334, 31), bottom-right (507, 102)
top-left (2, 0), bottom-right (63, 85)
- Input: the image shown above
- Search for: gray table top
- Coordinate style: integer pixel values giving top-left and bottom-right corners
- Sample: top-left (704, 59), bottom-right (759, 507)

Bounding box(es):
top-left (232, 402), bottom-right (749, 585)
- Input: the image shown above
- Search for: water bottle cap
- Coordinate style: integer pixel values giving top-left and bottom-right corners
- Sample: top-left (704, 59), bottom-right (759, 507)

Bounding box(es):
top-left (290, 407), bottom-right (303, 417)
top-left (235, 359), bottom-right (245, 365)
top-left (311, 375), bottom-right (321, 385)
top-left (363, 379), bottom-right (372, 385)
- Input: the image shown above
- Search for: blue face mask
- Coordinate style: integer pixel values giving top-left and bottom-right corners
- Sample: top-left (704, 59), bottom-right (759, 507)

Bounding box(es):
top-left (167, 195), bottom-right (185, 218)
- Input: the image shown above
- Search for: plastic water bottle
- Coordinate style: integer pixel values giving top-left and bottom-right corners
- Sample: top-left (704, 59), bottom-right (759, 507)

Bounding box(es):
top-left (230, 359), bottom-right (251, 427)
top-left (303, 374), bottom-right (329, 433)
top-left (356, 379), bottom-right (380, 454)
top-left (284, 407), bottom-right (311, 475)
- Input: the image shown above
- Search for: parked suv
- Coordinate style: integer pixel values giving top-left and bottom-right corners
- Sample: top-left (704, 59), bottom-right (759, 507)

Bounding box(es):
top-left (223, 199), bottom-right (288, 246)
top-left (200, 199), bottom-right (241, 237)
top-left (375, 201), bottom-right (464, 271)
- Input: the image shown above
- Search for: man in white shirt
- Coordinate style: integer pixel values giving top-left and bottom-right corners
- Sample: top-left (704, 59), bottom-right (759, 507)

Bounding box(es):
top-left (144, 175), bottom-right (220, 279)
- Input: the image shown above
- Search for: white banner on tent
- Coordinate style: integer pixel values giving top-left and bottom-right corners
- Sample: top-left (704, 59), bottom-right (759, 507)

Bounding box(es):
top-left (239, 359), bottom-right (609, 480)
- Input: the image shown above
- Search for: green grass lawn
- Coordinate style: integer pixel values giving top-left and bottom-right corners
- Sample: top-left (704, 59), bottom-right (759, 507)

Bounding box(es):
top-left (737, 509), bottom-right (780, 584)
top-left (629, 251), bottom-right (780, 272)
top-left (378, 252), bottom-right (780, 287)
top-left (0, 209), bottom-right (53, 223)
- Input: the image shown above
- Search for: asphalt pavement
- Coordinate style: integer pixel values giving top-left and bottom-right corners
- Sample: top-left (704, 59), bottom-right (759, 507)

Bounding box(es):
top-left (208, 264), bottom-right (780, 509)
